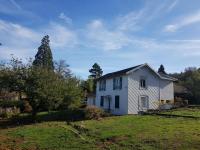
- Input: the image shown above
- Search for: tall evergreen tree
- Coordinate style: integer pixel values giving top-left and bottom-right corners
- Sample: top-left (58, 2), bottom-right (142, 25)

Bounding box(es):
top-left (88, 63), bottom-right (103, 93)
top-left (33, 35), bottom-right (54, 70)
top-left (89, 63), bottom-right (103, 79)
top-left (158, 64), bottom-right (167, 74)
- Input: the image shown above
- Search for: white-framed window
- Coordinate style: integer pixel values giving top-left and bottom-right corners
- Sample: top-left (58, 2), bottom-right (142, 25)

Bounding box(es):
top-left (140, 96), bottom-right (148, 109)
top-left (99, 80), bottom-right (106, 91)
top-left (140, 76), bottom-right (147, 89)
top-left (113, 77), bottom-right (122, 90)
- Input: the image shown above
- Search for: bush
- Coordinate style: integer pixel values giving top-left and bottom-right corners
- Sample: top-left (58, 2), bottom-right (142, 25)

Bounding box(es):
top-left (84, 106), bottom-right (107, 120)
top-left (0, 107), bottom-right (20, 118)
top-left (23, 100), bottom-right (32, 113)
top-left (0, 100), bottom-right (23, 108)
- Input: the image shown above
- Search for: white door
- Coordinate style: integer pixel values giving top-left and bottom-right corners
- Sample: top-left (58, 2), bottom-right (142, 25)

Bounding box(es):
top-left (139, 96), bottom-right (149, 111)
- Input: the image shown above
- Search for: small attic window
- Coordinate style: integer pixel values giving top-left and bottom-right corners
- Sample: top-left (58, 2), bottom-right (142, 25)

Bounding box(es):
top-left (140, 77), bottom-right (146, 89)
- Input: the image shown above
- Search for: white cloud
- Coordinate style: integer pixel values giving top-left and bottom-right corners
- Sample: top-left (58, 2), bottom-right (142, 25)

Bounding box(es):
top-left (167, 0), bottom-right (179, 12)
top-left (45, 22), bottom-right (77, 49)
top-left (59, 12), bottom-right (72, 25)
top-left (9, 0), bottom-right (21, 10)
top-left (0, 20), bottom-right (41, 60)
top-left (0, 0), bottom-right (39, 20)
top-left (0, 19), bottom-right (77, 60)
top-left (116, 10), bottom-right (145, 32)
top-left (85, 19), bottom-right (132, 51)
top-left (164, 10), bottom-right (200, 32)
top-left (114, 0), bottom-right (178, 33)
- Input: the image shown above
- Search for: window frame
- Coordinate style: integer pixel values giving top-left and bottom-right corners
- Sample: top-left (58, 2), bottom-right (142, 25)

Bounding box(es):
top-left (140, 95), bottom-right (148, 109)
top-left (99, 80), bottom-right (106, 91)
top-left (139, 76), bottom-right (147, 89)
top-left (113, 77), bottom-right (122, 90)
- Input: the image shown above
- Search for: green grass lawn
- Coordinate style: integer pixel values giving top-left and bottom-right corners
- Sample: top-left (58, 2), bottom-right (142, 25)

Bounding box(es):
top-left (0, 109), bottom-right (200, 150)
top-left (159, 107), bottom-right (200, 118)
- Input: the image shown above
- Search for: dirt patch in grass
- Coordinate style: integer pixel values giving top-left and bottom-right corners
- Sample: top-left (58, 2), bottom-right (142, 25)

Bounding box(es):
top-left (96, 135), bottom-right (130, 149)
top-left (0, 134), bottom-right (25, 150)
top-left (106, 135), bottom-right (129, 143)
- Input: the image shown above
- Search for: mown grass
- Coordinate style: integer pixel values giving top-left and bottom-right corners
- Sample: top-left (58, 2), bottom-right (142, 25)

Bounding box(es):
top-left (159, 107), bottom-right (200, 118)
top-left (0, 108), bottom-right (200, 150)
top-left (0, 122), bottom-right (95, 149)
top-left (73, 115), bottom-right (200, 150)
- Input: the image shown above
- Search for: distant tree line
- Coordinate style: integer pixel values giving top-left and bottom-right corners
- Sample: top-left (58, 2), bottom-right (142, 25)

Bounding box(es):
top-left (158, 64), bottom-right (200, 104)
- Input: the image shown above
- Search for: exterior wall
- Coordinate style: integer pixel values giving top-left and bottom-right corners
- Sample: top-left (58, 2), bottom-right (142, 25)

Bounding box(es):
top-left (95, 66), bottom-right (175, 115)
top-left (96, 76), bottom-right (128, 115)
top-left (160, 80), bottom-right (174, 101)
top-left (87, 96), bottom-right (95, 106)
top-left (127, 67), bottom-right (160, 114)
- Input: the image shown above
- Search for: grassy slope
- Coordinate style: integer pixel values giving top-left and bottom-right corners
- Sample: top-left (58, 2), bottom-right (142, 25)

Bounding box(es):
top-left (159, 108), bottom-right (200, 118)
top-left (74, 115), bottom-right (200, 150)
top-left (0, 122), bottom-right (94, 149)
top-left (0, 114), bottom-right (200, 150)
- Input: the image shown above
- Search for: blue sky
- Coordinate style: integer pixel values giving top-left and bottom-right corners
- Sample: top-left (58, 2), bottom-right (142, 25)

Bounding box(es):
top-left (1, 0), bottom-right (200, 79)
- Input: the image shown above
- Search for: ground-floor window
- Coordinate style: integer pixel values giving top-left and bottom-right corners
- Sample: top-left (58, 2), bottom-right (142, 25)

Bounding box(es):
top-left (140, 96), bottom-right (148, 108)
top-left (100, 96), bottom-right (104, 107)
top-left (115, 95), bottom-right (120, 108)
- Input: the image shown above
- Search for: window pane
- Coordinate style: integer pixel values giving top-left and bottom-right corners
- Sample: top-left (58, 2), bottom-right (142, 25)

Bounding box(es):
top-left (113, 78), bottom-right (115, 90)
top-left (100, 96), bottom-right (104, 106)
top-left (120, 77), bottom-right (122, 89)
top-left (115, 96), bottom-right (120, 108)
top-left (140, 79), bottom-right (146, 88)
top-left (141, 96), bottom-right (148, 108)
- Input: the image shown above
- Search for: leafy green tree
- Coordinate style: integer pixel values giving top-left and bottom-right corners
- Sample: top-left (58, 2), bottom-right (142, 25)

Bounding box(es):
top-left (81, 78), bottom-right (94, 94)
top-left (60, 77), bottom-right (83, 109)
top-left (0, 57), bottom-right (28, 100)
top-left (89, 63), bottom-right (103, 79)
top-left (181, 68), bottom-right (200, 104)
top-left (158, 64), bottom-right (167, 74)
top-left (171, 67), bottom-right (200, 104)
top-left (33, 35), bottom-right (54, 70)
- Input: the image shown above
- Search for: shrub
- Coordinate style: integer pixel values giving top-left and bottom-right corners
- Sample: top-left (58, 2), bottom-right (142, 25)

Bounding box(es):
top-left (0, 107), bottom-right (20, 118)
top-left (0, 100), bottom-right (22, 108)
top-left (84, 106), bottom-right (107, 120)
top-left (23, 100), bottom-right (32, 113)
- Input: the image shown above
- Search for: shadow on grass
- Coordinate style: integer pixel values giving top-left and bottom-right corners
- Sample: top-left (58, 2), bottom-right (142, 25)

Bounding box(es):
top-left (0, 109), bottom-right (85, 129)
top-left (150, 113), bottom-right (200, 119)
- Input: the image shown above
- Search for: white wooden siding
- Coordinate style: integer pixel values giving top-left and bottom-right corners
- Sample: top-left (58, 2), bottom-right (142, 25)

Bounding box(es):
top-left (160, 80), bottom-right (174, 100)
top-left (128, 67), bottom-right (160, 114)
top-left (94, 65), bottom-right (175, 115)
top-left (96, 76), bottom-right (128, 115)
top-left (87, 96), bottom-right (95, 106)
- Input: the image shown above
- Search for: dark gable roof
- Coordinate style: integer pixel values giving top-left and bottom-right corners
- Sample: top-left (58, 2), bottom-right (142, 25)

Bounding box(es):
top-left (158, 72), bottom-right (177, 81)
top-left (97, 64), bottom-right (143, 80)
top-left (97, 64), bottom-right (177, 81)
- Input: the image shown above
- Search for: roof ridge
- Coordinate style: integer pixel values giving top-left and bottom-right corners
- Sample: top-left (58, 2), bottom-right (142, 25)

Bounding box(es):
top-left (97, 64), bottom-right (143, 80)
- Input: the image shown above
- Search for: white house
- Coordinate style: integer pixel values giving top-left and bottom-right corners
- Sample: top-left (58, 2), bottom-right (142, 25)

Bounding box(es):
top-left (87, 63), bottom-right (177, 115)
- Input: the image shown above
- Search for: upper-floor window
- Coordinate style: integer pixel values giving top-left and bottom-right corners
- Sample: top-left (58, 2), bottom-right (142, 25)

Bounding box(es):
top-left (113, 77), bottom-right (122, 90)
top-left (99, 80), bottom-right (106, 91)
top-left (140, 77), bottom-right (146, 89)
